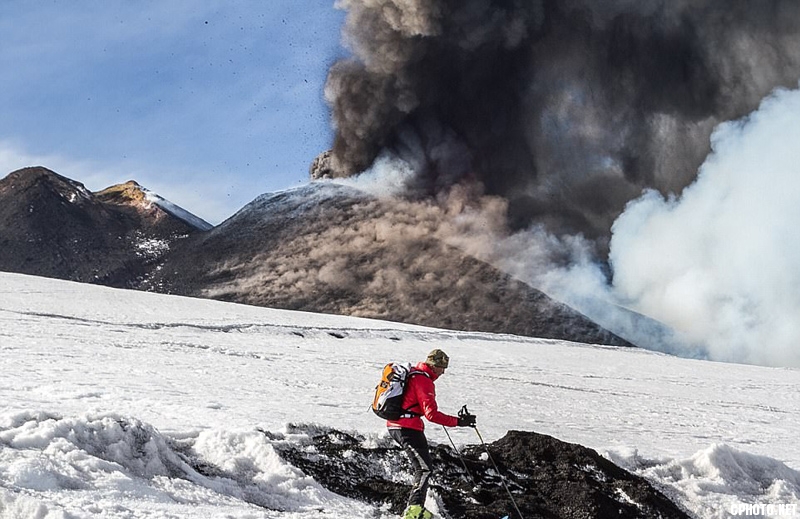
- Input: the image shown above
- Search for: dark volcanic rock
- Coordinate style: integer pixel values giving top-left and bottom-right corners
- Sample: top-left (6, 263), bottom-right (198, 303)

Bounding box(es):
top-left (461, 431), bottom-right (689, 519)
top-left (310, 149), bottom-right (337, 180)
top-left (0, 167), bottom-right (206, 287)
top-left (144, 182), bottom-right (631, 346)
top-left (271, 426), bottom-right (690, 519)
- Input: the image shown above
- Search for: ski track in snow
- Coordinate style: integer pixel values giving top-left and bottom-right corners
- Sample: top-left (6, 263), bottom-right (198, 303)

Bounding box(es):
top-left (1, 272), bottom-right (799, 518)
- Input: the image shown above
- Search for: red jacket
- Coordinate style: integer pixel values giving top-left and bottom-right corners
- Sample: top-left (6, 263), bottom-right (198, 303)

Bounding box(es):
top-left (386, 362), bottom-right (459, 431)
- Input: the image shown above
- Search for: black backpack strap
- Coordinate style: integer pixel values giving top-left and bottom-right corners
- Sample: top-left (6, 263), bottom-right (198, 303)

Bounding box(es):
top-left (398, 370), bottom-right (430, 418)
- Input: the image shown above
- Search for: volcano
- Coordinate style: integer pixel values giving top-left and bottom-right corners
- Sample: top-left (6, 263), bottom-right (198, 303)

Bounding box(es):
top-left (142, 181), bottom-right (631, 345)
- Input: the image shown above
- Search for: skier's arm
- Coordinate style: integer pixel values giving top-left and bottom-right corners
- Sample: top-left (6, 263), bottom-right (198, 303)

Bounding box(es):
top-left (415, 379), bottom-right (458, 427)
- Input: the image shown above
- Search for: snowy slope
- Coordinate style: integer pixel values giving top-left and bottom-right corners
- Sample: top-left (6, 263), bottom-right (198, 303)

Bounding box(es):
top-left (1, 272), bottom-right (799, 518)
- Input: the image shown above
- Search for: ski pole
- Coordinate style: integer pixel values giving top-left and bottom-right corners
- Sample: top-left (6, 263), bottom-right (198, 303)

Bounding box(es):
top-left (473, 423), bottom-right (525, 519)
top-left (441, 425), bottom-right (478, 488)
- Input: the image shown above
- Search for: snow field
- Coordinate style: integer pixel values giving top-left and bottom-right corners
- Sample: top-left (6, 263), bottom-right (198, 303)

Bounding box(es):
top-left (1, 272), bottom-right (799, 518)
top-left (0, 411), bottom-right (382, 518)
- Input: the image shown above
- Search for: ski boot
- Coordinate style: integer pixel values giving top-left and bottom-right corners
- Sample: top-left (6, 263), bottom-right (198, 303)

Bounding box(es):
top-left (402, 505), bottom-right (433, 519)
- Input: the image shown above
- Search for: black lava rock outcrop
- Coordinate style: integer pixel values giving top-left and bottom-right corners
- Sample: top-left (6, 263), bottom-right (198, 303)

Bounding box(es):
top-left (271, 426), bottom-right (690, 519)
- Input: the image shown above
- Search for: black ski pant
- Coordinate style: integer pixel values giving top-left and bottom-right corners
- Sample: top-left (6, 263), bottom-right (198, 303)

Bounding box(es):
top-left (389, 427), bottom-right (433, 509)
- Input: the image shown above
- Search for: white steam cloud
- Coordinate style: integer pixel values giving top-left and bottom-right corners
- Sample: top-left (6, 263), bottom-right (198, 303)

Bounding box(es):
top-left (608, 86), bottom-right (800, 367)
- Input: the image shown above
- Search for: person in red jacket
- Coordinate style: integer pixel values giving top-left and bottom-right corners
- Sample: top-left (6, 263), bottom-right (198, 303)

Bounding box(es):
top-left (387, 349), bottom-right (476, 519)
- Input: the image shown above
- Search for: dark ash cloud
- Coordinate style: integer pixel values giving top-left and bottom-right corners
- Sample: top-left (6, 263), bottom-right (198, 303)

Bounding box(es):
top-left (325, 0), bottom-right (800, 250)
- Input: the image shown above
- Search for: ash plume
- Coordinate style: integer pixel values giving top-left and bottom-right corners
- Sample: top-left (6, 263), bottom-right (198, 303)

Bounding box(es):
top-left (320, 1), bottom-right (800, 367)
top-left (326, 0), bottom-right (800, 249)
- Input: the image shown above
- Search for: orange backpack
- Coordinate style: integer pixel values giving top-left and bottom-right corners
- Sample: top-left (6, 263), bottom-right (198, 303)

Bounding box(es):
top-left (371, 362), bottom-right (428, 420)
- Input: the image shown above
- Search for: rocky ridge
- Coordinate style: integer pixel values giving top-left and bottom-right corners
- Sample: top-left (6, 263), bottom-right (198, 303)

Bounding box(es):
top-left (0, 167), bottom-right (209, 286)
top-left (0, 167), bottom-right (631, 346)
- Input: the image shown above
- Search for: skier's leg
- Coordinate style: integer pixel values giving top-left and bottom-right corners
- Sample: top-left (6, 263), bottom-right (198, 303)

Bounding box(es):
top-left (404, 430), bottom-right (433, 508)
top-left (390, 428), bottom-right (434, 515)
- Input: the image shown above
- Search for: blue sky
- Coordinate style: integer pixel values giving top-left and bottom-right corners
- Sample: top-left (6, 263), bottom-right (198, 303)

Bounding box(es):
top-left (0, 1), bottom-right (347, 223)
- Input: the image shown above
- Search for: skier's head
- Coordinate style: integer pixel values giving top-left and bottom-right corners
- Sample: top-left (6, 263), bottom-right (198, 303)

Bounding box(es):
top-left (425, 349), bottom-right (449, 371)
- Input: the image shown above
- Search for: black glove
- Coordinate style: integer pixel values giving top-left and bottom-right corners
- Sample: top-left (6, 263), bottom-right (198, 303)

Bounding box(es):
top-left (457, 405), bottom-right (476, 427)
top-left (457, 413), bottom-right (476, 427)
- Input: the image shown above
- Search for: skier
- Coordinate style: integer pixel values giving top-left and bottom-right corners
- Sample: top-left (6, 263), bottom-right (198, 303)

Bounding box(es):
top-left (387, 349), bottom-right (477, 519)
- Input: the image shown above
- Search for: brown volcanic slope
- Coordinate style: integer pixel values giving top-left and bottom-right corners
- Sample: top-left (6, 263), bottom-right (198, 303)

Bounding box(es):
top-left (0, 167), bottom-right (207, 286)
top-left (144, 182), bottom-right (632, 346)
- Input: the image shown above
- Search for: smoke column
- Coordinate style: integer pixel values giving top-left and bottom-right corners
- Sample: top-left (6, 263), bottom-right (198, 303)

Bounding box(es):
top-left (326, 0), bottom-right (800, 251)
top-left (324, 0), bottom-right (800, 366)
